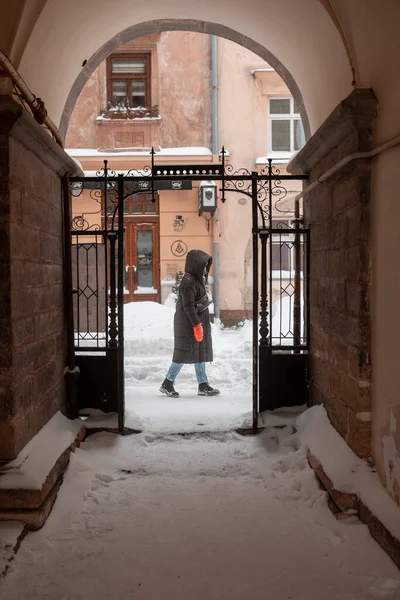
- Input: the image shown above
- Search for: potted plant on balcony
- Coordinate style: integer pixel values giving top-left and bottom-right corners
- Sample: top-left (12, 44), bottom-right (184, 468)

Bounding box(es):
top-left (100, 102), bottom-right (159, 120)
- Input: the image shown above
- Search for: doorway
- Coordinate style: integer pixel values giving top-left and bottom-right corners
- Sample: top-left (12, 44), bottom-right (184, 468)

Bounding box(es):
top-left (124, 218), bottom-right (160, 303)
top-left (118, 191), bottom-right (160, 303)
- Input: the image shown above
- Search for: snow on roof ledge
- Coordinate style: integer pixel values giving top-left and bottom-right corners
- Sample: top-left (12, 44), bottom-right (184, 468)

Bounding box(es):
top-left (199, 180), bottom-right (217, 186)
top-left (66, 147), bottom-right (213, 158)
top-left (256, 155), bottom-right (291, 165)
top-left (158, 147), bottom-right (212, 156)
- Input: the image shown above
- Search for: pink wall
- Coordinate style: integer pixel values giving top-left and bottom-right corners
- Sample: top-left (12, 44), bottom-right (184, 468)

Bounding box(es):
top-left (158, 31), bottom-right (211, 148)
top-left (65, 32), bottom-right (211, 150)
top-left (65, 62), bottom-right (105, 148)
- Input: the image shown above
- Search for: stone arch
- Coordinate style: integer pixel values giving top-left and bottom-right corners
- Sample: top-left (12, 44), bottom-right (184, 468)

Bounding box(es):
top-left (59, 19), bottom-right (310, 142)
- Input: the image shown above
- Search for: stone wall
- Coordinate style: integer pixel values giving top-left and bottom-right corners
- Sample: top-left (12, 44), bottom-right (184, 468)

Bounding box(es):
top-left (289, 89), bottom-right (377, 459)
top-left (0, 97), bottom-right (81, 461)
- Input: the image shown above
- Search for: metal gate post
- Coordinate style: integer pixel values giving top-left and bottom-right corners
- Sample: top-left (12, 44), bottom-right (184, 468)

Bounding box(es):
top-left (62, 174), bottom-right (78, 418)
top-left (293, 197), bottom-right (301, 351)
top-left (108, 232), bottom-right (118, 346)
top-left (117, 174), bottom-right (125, 433)
top-left (259, 231), bottom-right (269, 344)
top-left (251, 172), bottom-right (259, 433)
top-left (259, 229), bottom-right (272, 412)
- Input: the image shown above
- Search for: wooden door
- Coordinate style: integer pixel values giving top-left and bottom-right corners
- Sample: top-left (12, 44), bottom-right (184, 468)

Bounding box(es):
top-left (124, 220), bottom-right (160, 303)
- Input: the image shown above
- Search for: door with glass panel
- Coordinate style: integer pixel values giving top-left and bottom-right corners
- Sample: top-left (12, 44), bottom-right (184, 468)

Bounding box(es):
top-left (123, 192), bottom-right (160, 303)
top-left (124, 222), bottom-right (160, 303)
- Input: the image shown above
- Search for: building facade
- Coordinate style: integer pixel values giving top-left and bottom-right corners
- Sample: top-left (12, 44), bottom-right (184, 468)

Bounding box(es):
top-left (65, 32), bottom-right (304, 325)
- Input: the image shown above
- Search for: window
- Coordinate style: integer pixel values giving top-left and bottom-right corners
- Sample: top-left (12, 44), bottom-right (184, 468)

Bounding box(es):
top-left (271, 219), bottom-right (293, 272)
top-left (107, 53), bottom-right (151, 108)
top-left (270, 218), bottom-right (305, 276)
top-left (107, 193), bottom-right (159, 216)
top-left (268, 97), bottom-right (305, 156)
top-left (124, 192), bottom-right (158, 215)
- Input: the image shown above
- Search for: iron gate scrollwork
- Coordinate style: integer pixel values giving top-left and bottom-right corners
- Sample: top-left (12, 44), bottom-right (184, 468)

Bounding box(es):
top-left (220, 150), bottom-right (309, 430)
top-left (68, 162), bottom-right (127, 432)
top-left (66, 149), bottom-right (309, 434)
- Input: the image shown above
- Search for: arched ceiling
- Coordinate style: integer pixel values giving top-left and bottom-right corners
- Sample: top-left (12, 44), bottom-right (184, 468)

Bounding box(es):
top-left (5, 0), bottom-right (352, 134)
top-left (58, 20), bottom-right (314, 141)
top-left (2, 0), bottom-right (399, 142)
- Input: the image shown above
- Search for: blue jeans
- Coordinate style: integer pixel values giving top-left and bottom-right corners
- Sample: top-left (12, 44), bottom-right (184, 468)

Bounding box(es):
top-left (166, 362), bottom-right (208, 384)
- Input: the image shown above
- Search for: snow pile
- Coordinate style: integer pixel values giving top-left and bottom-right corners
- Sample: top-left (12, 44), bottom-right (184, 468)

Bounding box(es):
top-left (124, 301), bottom-right (175, 357)
top-left (0, 412), bottom-right (83, 491)
top-left (233, 296), bottom-right (304, 347)
top-left (123, 301), bottom-right (252, 391)
top-left (297, 405), bottom-right (400, 543)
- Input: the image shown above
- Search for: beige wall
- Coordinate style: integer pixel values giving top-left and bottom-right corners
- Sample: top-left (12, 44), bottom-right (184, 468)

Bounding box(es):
top-left (159, 187), bottom-right (213, 285)
top-left (218, 38), bottom-right (293, 311)
top-left (65, 62), bottom-right (105, 148)
top-left (158, 31), bottom-right (211, 148)
top-left (372, 146), bottom-right (400, 505)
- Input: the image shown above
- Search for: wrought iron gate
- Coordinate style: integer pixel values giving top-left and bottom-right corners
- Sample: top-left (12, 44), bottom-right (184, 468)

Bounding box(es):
top-left (65, 165), bottom-right (125, 432)
top-left (65, 150), bottom-right (308, 433)
top-left (221, 155), bottom-right (309, 430)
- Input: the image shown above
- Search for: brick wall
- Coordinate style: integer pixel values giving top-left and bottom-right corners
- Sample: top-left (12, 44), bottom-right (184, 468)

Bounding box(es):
top-left (0, 97), bottom-right (81, 461)
top-left (289, 89), bottom-right (377, 458)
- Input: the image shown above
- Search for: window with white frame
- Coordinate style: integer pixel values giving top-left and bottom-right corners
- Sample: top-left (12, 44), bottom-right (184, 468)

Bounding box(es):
top-left (268, 97), bottom-right (305, 156)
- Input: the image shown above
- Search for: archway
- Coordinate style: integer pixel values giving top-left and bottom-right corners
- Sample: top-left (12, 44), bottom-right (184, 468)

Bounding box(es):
top-left (17, 0), bottom-right (354, 136)
top-left (59, 19), bottom-right (311, 142)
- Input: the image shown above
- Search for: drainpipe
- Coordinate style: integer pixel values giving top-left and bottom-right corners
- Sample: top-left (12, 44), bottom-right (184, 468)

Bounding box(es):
top-left (211, 35), bottom-right (220, 320)
top-left (0, 48), bottom-right (64, 148)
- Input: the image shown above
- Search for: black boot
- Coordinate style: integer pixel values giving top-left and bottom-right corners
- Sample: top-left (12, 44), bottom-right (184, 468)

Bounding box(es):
top-left (160, 378), bottom-right (179, 398)
top-left (198, 382), bottom-right (220, 396)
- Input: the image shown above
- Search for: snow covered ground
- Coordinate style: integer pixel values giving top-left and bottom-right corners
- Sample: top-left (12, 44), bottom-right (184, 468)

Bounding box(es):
top-left (2, 302), bottom-right (400, 598)
top-left (122, 301), bottom-right (254, 433)
top-left (1, 424), bottom-right (400, 599)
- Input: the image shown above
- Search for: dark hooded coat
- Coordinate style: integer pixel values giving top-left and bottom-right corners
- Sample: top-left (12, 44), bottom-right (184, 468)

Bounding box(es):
top-left (172, 249), bottom-right (213, 364)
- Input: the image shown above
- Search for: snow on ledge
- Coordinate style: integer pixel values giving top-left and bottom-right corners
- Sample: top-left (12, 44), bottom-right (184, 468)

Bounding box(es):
top-left (297, 406), bottom-right (400, 542)
top-left (0, 412), bottom-right (84, 491)
top-left (256, 155), bottom-right (292, 165)
top-left (66, 147), bottom-right (213, 158)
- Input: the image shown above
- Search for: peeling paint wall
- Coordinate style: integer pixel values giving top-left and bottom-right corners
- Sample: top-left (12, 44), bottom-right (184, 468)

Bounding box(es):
top-left (65, 32), bottom-right (211, 150)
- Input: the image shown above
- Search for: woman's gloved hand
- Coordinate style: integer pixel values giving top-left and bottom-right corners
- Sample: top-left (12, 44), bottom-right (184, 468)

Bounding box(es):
top-left (193, 323), bottom-right (203, 342)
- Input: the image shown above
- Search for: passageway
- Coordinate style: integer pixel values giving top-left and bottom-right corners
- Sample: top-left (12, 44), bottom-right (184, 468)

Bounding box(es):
top-left (2, 425), bottom-right (399, 599)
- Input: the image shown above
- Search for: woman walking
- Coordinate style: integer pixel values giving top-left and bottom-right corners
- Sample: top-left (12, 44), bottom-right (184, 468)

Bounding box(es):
top-left (160, 249), bottom-right (220, 398)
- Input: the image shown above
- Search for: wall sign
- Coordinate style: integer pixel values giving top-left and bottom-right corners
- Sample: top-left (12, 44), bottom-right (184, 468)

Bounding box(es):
top-left (172, 215), bottom-right (189, 232)
top-left (125, 179), bottom-right (192, 192)
top-left (171, 240), bottom-right (188, 257)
